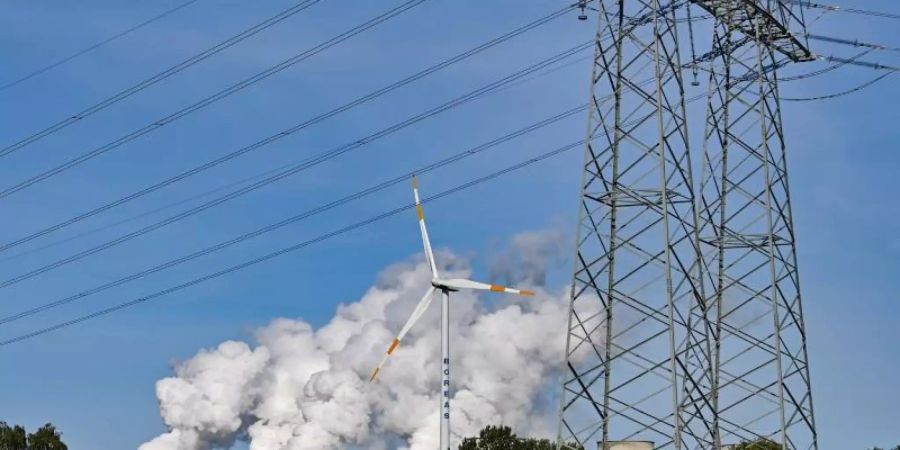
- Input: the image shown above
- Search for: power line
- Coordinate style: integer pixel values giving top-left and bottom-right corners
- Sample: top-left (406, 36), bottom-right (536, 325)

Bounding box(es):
top-left (0, 0), bottom-right (202, 93)
top-left (0, 0), bottom-right (323, 158)
top-left (0, 137), bottom-right (586, 347)
top-left (0, 105), bottom-right (586, 326)
top-left (0, 80), bottom-right (732, 345)
top-left (0, 7), bottom-right (719, 262)
top-left (809, 33), bottom-right (900, 53)
top-left (0, 22), bottom-right (718, 265)
top-left (783, 72), bottom-right (894, 101)
top-left (0, 18), bottom-right (581, 266)
top-left (778, 32), bottom-right (900, 82)
top-left (773, 34), bottom-right (900, 82)
top-left (2, 2), bottom-right (740, 345)
top-left (0, 4), bottom-right (575, 256)
top-left (0, 0), bottom-right (425, 201)
top-left (788, 1), bottom-right (900, 21)
top-left (0, 41), bottom-right (593, 291)
top-left (0, 179), bottom-right (251, 264)
top-left (781, 50), bottom-right (870, 81)
top-left (0, 3), bottom-right (664, 259)
top-left (818, 55), bottom-right (900, 72)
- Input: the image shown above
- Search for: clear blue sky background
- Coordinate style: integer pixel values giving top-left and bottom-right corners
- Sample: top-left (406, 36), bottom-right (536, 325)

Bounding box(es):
top-left (0, 1), bottom-right (896, 449)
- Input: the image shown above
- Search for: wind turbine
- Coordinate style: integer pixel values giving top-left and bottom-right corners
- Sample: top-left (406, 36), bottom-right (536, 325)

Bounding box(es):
top-left (368, 175), bottom-right (535, 450)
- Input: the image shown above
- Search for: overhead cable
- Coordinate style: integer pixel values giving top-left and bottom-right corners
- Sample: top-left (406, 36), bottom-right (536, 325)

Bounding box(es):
top-left (0, 138), bottom-right (589, 347)
top-left (809, 33), bottom-right (900, 53)
top-left (783, 72), bottom-right (894, 101)
top-left (0, 182), bottom-right (246, 264)
top-left (0, 0), bottom-right (424, 201)
top-left (780, 50), bottom-right (870, 82)
top-left (0, 41), bottom-right (593, 291)
top-left (3, 28), bottom-right (724, 264)
top-left (0, 7), bottom-right (718, 262)
top-left (0, 4), bottom-right (575, 255)
top-left (788, 1), bottom-right (900, 21)
top-left (0, 105), bottom-right (586, 326)
top-left (0, 81), bottom-right (738, 345)
top-left (0, 0), bottom-right (201, 93)
top-left (0, 0), bottom-right (323, 158)
top-left (818, 55), bottom-right (900, 72)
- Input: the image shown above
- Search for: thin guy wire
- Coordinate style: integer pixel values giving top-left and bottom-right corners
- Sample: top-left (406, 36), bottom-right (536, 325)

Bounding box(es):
top-left (0, 80), bottom-right (729, 344)
top-left (0, 0), bottom-right (323, 158)
top-left (0, 0), bottom-right (424, 201)
top-left (780, 50), bottom-right (870, 82)
top-left (0, 138), bottom-right (588, 347)
top-left (0, 0), bottom-right (201, 93)
top-left (1, 3), bottom-right (707, 263)
top-left (0, 42), bottom-right (593, 291)
top-left (787, 0), bottom-right (900, 21)
top-left (808, 34), bottom-right (900, 53)
top-left (783, 72), bottom-right (894, 101)
top-left (0, 105), bottom-right (586, 326)
top-left (0, 180), bottom-right (254, 264)
top-left (0, 21), bottom-right (580, 266)
top-left (817, 55), bottom-right (900, 72)
top-left (0, 1), bottom-right (729, 339)
top-left (0, 4), bottom-right (575, 256)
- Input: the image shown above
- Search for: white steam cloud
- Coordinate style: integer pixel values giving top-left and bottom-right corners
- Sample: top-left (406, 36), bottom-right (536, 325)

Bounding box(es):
top-left (140, 229), bottom-right (579, 450)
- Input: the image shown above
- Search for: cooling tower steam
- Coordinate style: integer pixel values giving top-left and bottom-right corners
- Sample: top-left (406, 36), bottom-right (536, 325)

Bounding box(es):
top-left (140, 229), bottom-right (582, 450)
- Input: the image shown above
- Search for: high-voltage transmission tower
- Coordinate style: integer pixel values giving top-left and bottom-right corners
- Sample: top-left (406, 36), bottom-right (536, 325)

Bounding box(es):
top-left (558, 1), bottom-right (819, 449)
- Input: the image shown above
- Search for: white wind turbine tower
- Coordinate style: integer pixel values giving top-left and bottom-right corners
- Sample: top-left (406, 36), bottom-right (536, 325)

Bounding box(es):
top-left (369, 175), bottom-right (535, 450)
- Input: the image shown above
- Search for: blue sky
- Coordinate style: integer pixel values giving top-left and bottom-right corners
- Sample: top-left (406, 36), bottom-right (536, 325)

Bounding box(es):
top-left (0, 1), bottom-right (897, 449)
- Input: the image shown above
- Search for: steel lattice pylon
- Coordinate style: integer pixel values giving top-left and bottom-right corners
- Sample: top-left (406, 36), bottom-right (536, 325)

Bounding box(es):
top-left (557, 0), bottom-right (711, 448)
top-left (558, 1), bottom-right (818, 449)
top-left (694, 1), bottom-right (818, 448)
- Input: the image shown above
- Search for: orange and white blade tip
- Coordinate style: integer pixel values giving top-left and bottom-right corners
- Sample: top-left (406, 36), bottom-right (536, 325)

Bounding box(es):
top-left (411, 174), bottom-right (418, 189)
top-left (387, 338), bottom-right (400, 354)
top-left (489, 284), bottom-right (535, 296)
top-left (370, 339), bottom-right (401, 383)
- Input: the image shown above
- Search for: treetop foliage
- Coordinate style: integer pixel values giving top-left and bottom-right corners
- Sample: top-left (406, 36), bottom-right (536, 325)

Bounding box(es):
top-left (0, 422), bottom-right (66, 450)
top-left (732, 439), bottom-right (783, 450)
top-left (459, 425), bottom-right (583, 450)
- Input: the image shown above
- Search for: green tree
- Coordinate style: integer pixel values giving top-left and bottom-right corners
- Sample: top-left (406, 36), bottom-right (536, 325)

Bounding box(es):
top-left (25, 425), bottom-right (66, 450)
top-left (0, 423), bottom-right (65, 450)
top-left (459, 425), bottom-right (582, 450)
top-left (733, 440), bottom-right (782, 450)
top-left (0, 422), bottom-right (27, 450)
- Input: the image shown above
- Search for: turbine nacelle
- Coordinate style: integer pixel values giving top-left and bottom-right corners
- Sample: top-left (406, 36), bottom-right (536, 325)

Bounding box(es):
top-left (430, 278), bottom-right (456, 291)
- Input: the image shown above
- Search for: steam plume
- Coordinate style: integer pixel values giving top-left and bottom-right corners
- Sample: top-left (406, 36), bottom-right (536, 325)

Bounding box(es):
top-left (140, 229), bottom-right (580, 450)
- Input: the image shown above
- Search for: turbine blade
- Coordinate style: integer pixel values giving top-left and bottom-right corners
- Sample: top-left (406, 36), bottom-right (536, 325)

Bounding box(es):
top-left (369, 286), bottom-right (436, 383)
top-left (412, 175), bottom-right (438, 276)
top-left (441, 278), bottom-right (535, 296)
